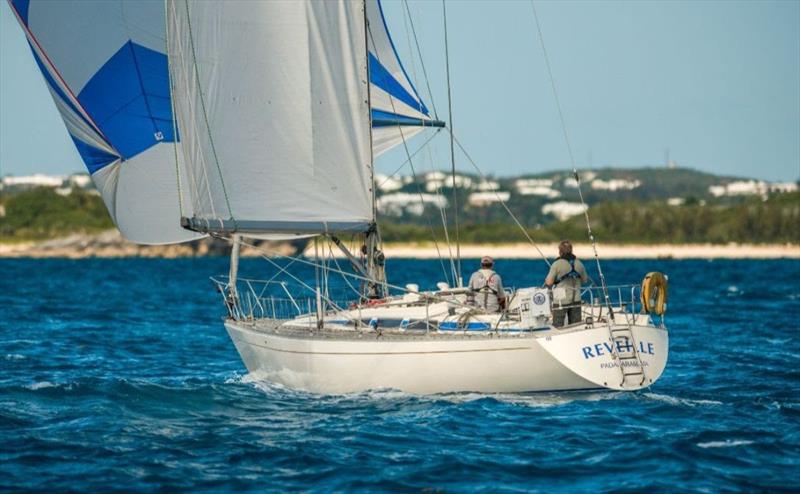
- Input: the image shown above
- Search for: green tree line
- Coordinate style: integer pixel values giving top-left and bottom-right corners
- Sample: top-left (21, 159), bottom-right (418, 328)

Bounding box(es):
top-left (0, 188), bottom-right (113, 240)
top-left (1, 187), bottom-right (797, 244)
top-left (381, 192), bottom-right (800, 244)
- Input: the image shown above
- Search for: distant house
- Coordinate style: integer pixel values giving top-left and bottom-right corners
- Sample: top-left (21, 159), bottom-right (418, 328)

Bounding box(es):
top-left (590, 178), bottom-right (641, 191)
top-left (667, 197), bottom-right (686, 206)
top-left (468, 191), bottom-right (510, 207)
top-left (2, 174), bottom-right (66, 188)
top-left (475, 180), bottom-right (499, 191)
top-left (1, 173), bottom-right (98, 196)
top-left (425, 173), bottom-right (472, 192)
top-left (541, 201), bottom-right (587, 221)
top-left (515, 178), bottom-right (553, 188)
top-left (517, 185), bottom-right (561, 198)
top-left (377, 193), bottom-right (447, 217)
top-left (374, 173), bottom-right (404, 192)
top-left (708, 180), bottom-right (797, 199)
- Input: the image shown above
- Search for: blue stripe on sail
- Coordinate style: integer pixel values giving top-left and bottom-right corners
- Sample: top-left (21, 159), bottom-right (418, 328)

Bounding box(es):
top-left (375, 0), bottom-right (429, 116)
top-left (78, 41), bottom-right (174, 160)
top-left (70, 136), bottom-right (118, 174)
top-left (369, 53), bottom-right (429, 117)
top-left (28, 42), bottom-right (89, 126)
top-left (9, 0), bottom-right (30, 25)
top-left (372, 109), bottom-right (442, 128)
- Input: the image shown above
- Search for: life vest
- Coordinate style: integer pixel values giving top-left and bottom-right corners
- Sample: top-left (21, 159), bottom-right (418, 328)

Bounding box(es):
top-left (641, 271), bottom-right (668, 315)
top-left (471, 270), bottom-right (499, 309)
top-left (554, 258), bottom-right (582, 285)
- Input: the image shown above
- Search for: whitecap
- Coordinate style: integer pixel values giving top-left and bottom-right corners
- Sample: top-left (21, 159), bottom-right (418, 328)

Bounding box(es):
top-left (27, 381), bottom-right (57, 390)
top-left (727, 285), bottom-right (739, 293)
top-left (697, 439), bottom-right (754, 449)
top-left (4, 354), bottom-right (25, 360)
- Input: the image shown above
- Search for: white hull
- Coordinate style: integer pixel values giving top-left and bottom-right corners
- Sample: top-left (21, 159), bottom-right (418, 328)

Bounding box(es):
top-left (225, 320), bottom-right (668, 395)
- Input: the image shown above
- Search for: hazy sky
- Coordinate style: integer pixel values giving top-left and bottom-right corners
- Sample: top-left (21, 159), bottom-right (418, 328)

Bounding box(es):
top-left (1, 0), bottom-right (798, 181)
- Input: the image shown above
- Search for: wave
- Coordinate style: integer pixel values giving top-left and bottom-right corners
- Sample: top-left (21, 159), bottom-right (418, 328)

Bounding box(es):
top-left (25, 381), bottom-right (59, 390)
top-left (697, 439), bottom-right (755, 449)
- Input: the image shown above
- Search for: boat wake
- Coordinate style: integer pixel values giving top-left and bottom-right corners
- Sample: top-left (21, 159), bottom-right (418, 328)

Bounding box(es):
top-left (235, 369), bottom-right (624, 409)
top-left (642, 392), bottom-right (724, 407)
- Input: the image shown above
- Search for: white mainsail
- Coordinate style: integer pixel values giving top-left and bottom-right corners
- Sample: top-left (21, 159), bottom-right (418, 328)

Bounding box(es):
top-left (168, 0), bottom-right (373, 235)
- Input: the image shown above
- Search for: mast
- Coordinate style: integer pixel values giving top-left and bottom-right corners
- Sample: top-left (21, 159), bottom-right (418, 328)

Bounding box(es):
top-left (363, 0), bottom-right (386, 299)
top-left (442, 0), bottom-right (461, 286)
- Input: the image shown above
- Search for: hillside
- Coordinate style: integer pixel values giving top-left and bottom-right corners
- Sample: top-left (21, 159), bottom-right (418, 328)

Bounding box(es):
top-left (375, 166), bottom-right (797, 227)
top-left (380, 192), bottom-right (800, 244)
top-left (1, 167), bottom-right (797, 247)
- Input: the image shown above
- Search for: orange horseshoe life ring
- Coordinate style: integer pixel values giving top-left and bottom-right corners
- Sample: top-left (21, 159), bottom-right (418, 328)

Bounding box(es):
top-left (641, 272), bottom-right (668, 315)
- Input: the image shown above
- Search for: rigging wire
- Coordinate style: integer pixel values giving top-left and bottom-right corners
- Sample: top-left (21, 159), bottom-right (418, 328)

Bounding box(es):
top-left (377, 129), bottom-right (442, 190)
top-left (182, 0), bottom-right (236, 228)
top-left (216, 234), bottom-right (481, 313)
top-left (403, 0), bottom-right (440, 120)
top-left (442, 0), bottom-right (461, 286)
top-left (398, 1), bottom-right (457, 286)
top-left (449, 130), bottom-right (551, 267)
top-left (529, 0), bottom-right (614, 317)
top-left (328, 242), bottom-right (366, 299)
top-left (164, 7), bottom-right (184, 219)
top-left (424, 146), bottom-right (458, 287)
top-left (367, 21), bottom-right (453, 286)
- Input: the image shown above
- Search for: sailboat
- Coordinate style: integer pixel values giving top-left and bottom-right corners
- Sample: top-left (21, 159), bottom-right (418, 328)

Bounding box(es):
top-left (11, 0), bottom-right (668, 394)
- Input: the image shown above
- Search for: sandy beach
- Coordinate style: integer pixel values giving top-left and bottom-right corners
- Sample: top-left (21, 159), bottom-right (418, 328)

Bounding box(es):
top-left (379, 242), bottom-right (800, 260)
top-left (0, 231), bottom-right (797, 259)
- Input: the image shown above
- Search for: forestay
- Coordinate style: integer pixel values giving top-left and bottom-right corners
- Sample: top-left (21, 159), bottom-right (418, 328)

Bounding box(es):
top-left (366, 0), bottom-right (444, 156)
top-left (168, 0), bottom-right (373, 235)
top-left (7, 0), bottom-right (202, 245)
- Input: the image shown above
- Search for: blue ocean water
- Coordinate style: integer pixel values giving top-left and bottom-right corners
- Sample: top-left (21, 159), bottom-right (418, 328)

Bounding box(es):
top-left (1, 257), bottom-right (798, 492)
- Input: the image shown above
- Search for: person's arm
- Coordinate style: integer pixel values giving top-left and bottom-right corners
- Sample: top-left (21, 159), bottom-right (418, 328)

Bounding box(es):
top-left (496, 275), bottom-right (506, 301)
top-left (544, 264), bottom-right (557, 287)
top-left (496, 275), bottom-right (507, 310)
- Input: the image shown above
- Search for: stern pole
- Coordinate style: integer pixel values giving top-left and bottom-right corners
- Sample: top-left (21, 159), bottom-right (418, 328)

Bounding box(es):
top-left (228, 234), bottom-right (242, 319)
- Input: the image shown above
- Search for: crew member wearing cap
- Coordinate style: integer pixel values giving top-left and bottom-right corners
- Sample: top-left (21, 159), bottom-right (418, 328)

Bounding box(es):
top-left (468, 256), bottom-right (506, 313)
top-left (545, 240), bottom-right (589, 326)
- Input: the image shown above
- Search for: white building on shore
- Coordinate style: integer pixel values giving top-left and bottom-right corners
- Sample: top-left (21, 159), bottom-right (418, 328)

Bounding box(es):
top-left (542, 201), bottom-right (587, 221)
top-left (709, 180), bottom-right (798, 199)
top-left (377, 193), bottom-right (447, 217)
top-left (468, 191), bottom-right (510, 207)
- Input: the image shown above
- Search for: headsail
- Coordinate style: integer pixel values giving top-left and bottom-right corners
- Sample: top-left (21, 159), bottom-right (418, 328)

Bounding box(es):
top-left (168, 0), bottom-right (373, 235)
top-left (7, 0), bottom-right (202, 245)
top-left (366, 0), bottom-right (445, 156)
top-left (11, 0), bottom-right (441, 238)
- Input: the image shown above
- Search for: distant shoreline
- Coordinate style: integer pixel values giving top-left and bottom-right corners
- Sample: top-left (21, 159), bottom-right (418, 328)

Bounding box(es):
top-left (0, 231), bottom-right (797, 259)
top-left (378, 242), bottom-right (800, 260)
